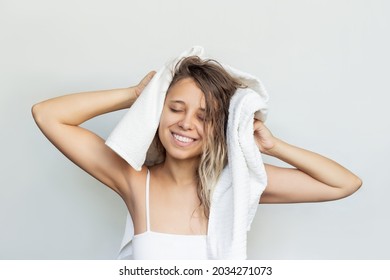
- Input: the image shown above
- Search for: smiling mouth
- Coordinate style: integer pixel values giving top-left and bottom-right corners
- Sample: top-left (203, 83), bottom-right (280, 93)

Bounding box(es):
top-left (172, 133), bottom-right (195, 143)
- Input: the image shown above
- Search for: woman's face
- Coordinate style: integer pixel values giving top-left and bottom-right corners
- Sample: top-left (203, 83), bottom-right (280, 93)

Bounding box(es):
top-left (158, 77), bottom-right (206, 161)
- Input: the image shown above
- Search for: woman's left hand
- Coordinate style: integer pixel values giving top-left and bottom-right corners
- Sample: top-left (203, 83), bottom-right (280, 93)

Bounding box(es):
top-left (253, 120), bottom-right (277, 155)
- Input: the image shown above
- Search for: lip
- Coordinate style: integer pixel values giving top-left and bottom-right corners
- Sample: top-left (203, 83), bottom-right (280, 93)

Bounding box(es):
top-left (170, 132), bottom-right (198, 147)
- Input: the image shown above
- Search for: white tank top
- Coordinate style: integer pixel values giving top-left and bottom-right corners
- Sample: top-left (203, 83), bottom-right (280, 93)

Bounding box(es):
top-left (132, 170), bottom-right (208, 260)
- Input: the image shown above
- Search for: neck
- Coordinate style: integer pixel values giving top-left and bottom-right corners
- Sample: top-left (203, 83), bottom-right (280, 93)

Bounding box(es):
top-left (159, 155), bottom-right (200, 187)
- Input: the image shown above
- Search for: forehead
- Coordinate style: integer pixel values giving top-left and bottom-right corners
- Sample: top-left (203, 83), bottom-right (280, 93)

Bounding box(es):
top-left (166, 78), bottom-right (206, 108)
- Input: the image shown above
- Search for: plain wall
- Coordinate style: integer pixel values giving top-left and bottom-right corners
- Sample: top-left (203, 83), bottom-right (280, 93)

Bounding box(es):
top-left (1, 0), bottom-right (389, 259)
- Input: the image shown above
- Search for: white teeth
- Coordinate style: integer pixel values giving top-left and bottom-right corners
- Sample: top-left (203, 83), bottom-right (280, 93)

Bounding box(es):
top-left (173, 133), bottom-right (194, 143)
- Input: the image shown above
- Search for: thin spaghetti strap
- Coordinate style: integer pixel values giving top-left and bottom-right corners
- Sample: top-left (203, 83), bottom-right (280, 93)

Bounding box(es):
top-left (145, 169), bottom-right (151, 232)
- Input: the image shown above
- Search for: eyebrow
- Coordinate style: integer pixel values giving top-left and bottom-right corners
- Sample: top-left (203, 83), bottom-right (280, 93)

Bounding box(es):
top-left (169, 100), bottom-right (205, 111)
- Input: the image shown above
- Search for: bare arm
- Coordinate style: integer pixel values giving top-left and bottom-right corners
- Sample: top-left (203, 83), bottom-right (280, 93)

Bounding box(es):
top-left (253, 120), bottom-right (362, 203)
top-left (32, 71), bottom-right (155, 198)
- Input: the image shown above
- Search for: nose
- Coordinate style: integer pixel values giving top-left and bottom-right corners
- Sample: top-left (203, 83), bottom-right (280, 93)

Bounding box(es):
top-left (178, 114), bottom-right (194, 130)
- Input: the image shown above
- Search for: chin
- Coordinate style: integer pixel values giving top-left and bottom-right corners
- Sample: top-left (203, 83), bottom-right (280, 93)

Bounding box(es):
top-left (165, 149), bottom-right (202, 161)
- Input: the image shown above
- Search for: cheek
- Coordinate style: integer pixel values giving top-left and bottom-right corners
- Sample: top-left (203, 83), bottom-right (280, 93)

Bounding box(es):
top-left (158, 117), bottom-right (170, 147)
top-left (197, 125), bottom-right (205, 138)
top-left (199, 122), bottom-right (209, 137)
top-left (158, 109), bottom-right (178, 140)
top-left (159, 109), bottom-right (175, 128)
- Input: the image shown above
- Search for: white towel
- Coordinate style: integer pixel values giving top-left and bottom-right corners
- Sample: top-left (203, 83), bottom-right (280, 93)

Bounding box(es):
top-left (207, 88), bottom-right (268, 259)
top-left (106, 46), bottom-right (269, 259)
top-left (106, 46), bottom-right (205, 170)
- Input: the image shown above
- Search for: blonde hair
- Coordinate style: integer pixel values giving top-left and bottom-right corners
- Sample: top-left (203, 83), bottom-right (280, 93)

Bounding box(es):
top-left (156, 56), bottom-right (243, 217)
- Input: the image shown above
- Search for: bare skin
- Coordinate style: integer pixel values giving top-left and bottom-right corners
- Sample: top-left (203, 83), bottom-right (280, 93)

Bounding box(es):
top-left (32, 72), bottom-right (362, 236)
top-left (254, 120), bottom-right (362, 203)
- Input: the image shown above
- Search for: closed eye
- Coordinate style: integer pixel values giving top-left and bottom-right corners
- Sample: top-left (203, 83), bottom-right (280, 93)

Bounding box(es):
top-left (170, 108), bottom-right (182, 113)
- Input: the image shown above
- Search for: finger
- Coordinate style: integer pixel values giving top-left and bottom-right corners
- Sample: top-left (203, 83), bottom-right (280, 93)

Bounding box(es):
top-left (253, 119), bottom-right (264, 130)
top-left (138, 71), bottom-right (156, 90)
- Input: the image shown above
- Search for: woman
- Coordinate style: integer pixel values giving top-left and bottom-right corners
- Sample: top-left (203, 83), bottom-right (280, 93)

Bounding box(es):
top-left (32, 56), bottom-right (362, 259)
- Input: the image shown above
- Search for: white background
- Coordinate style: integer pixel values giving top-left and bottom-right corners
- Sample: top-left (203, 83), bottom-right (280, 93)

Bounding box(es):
top-left (1, 0), bottom-right (389, 259)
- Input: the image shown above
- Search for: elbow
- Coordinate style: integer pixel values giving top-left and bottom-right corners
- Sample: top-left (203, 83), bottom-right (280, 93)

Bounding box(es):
top-left (340, 175), bottom-right (363, 199)
top-left (31, 103), bottom-right (39, 118)
top-left (31, 102), bottom-right (43, 125)
top-left (31, 102), bottom-right (50, 127)
top-left (355, 176), bottom-right (363, 190)
top-left (351, 175), bottom-right (363, 194)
